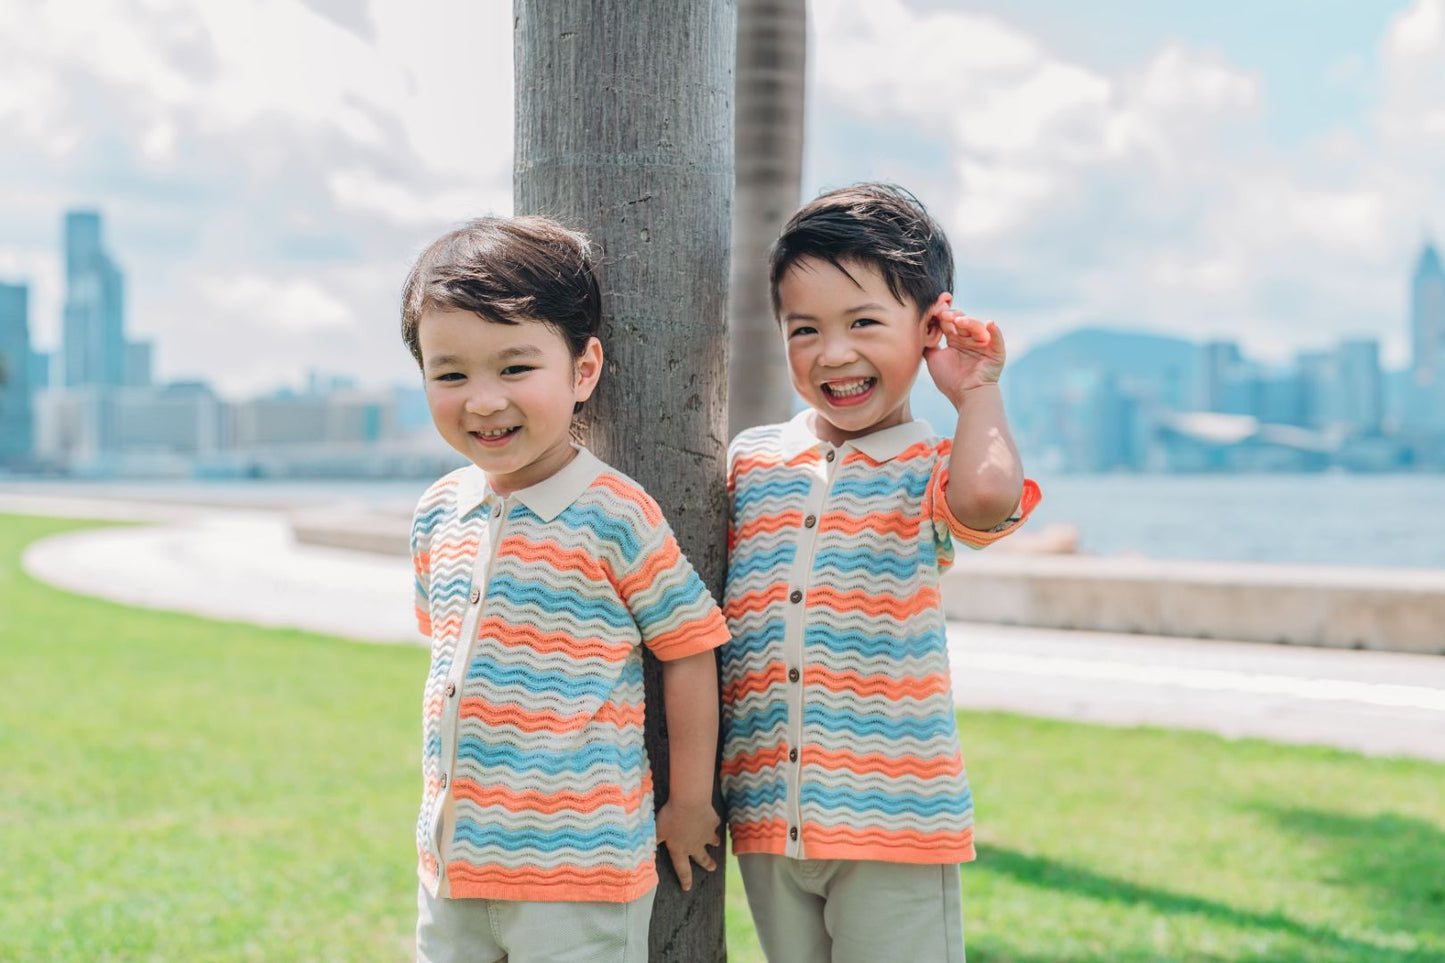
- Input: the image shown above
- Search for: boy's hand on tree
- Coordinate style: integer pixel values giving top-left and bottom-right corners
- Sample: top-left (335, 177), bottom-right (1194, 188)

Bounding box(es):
top-left (655, 798), bottom-right (721, 892)
top-left (923, 293), bottom-right (1007, 405)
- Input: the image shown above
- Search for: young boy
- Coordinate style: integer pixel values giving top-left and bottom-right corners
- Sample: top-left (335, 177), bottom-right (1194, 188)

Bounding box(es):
top-left (721, 184), bottom-right (1041, 963)
top-left (402, 217), bottom-right (729, 963)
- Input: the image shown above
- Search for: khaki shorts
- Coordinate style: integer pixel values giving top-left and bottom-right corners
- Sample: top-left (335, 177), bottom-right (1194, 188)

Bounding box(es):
top-left (738, 854), bottom-right (965, 963)
top-left (416, 882), bottom-right (656, 963)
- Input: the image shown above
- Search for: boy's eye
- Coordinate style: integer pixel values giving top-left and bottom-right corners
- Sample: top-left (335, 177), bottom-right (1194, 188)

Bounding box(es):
top-left (501, 364), bottom-right (535, 376)
top-left (432, 371), bottom-right (465, 382)
top-left (852, 318), bottom-right (879, 328)
top-left (787, 325), bottom-right (817, 338)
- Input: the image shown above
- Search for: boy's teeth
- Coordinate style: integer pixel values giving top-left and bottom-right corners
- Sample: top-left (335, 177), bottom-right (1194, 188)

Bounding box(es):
top-left (826, 378), bottom-right (872, 397)
top-left (477, 428), bottom-right (514, 438)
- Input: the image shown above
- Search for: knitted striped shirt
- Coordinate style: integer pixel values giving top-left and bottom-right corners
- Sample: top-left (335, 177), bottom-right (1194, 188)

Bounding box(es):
top-left (720, 412), bottom-right (1040, 864)
top-left (410, 447), bottom-right (730, 903)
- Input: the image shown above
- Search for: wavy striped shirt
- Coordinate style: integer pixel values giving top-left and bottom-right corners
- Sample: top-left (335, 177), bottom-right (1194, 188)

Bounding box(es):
top-left (721, 412), bottom-right (1040, 865)
top-left (411, 447), bottom-right (729, 902)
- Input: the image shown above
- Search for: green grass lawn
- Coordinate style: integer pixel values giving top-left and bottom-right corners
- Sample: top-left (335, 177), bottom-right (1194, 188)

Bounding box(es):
top-left (3, 513), bottom-right (1443, 962)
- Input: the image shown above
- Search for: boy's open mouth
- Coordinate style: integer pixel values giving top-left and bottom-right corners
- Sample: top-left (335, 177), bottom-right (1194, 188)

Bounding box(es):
top-left (470, 426), bottom-right (521, 445)
top-left (821, 377), bottom-right (876, 403)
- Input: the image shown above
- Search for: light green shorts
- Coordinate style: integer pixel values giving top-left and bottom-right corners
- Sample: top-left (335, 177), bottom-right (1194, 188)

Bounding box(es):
top-left (416, 883), bottom-right (656, 963)
top-left (738, 854), bottom-right (965, 963)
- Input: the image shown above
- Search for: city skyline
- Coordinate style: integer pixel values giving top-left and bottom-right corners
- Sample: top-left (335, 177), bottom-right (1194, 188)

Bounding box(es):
top-left (1, 1), bottom-right (1444, 397)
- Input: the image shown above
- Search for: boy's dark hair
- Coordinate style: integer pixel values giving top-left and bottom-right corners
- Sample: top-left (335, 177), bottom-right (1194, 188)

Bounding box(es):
top-left (401, 216), bottom-right (601, 366)
top-left (768, 183), bottom-right (954, 319)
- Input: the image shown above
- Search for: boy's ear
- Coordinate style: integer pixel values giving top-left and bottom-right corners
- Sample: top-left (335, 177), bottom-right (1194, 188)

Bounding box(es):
top-left (573, 337), bottom-right (604, 403)
top-left (922, 292), bottom-right (951, 349)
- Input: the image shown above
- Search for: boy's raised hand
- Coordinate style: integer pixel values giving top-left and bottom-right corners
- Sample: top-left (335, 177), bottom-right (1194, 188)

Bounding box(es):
top-left (655, 798), bottom-right (721, 892)
top-left (923, 293), bottom-right (1007, 405)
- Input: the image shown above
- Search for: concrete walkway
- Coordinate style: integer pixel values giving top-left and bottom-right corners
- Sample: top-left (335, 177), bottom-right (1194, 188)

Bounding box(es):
top-left (8, 494), bottom-right (1445, 762)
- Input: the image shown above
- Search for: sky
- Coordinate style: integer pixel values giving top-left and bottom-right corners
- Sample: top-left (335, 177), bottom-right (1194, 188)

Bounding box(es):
top-left (1, 0), bottom-right (1443, 398)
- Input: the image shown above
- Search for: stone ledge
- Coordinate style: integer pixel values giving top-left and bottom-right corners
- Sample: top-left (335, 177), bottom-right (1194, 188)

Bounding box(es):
top-left (943, 554), bottom-right (1445, 655)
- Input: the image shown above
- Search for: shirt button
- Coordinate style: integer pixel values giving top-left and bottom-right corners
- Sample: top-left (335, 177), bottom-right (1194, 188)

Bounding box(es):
top-left (469, 587), bottom-right (481, 605)
top-left (445, 682), bottom-right (456, 697)
top-left (789, 589), bottom-right (803, 604)
top-left (788, 747), bottom-right (798, 762)
top-left (789, 826), bottom-right (799, 841)
top-left (439, 773), bottom-right (449, 789)
top-left (825, 450), bottom-right (835, 462)
top-left (803, 514), bottom-right (817, 528)
top-left (788, 667), bottom-right (800, 683)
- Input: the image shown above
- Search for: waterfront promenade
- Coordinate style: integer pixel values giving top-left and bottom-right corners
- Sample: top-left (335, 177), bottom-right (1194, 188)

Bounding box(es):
top-left (6, 491), bottom-right (1445, 762)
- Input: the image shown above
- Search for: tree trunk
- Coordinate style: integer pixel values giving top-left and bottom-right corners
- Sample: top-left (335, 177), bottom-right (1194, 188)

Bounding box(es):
top-left (728, 0), bottom-right (806, 435)
top-left (514, 4), bottom-right (734, 961)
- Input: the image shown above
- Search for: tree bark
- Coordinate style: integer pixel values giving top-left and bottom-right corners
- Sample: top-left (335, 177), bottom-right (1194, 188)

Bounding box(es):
top-left (515, 4), bottom-right (734, 961)
top-left (728, 0), bottom-right (806, 435)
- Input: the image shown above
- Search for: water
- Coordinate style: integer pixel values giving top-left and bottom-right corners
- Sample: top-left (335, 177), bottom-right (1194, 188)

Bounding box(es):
top-left (4, 472), bottom-right (1444, 570)
top-left (1026, 473), bottom-right (1445, 570)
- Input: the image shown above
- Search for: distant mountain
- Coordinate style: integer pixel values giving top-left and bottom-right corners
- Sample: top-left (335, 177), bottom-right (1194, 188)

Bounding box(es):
top-left (1009, 327), bottom-right (1199, 384)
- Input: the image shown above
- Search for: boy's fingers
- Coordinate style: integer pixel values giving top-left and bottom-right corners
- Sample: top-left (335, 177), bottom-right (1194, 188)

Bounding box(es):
top-left (672, 851), bottom-right (693, 891)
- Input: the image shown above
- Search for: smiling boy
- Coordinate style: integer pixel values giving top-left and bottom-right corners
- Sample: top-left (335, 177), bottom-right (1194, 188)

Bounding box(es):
top-left (402, 217), bottom-right (729, 963)
top-left (721, 184), bottom-right (1042, 963)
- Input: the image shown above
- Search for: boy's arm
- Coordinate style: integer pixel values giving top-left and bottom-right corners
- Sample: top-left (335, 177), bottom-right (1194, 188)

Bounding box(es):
top-left (923, 295), bottom-right (1025, 530)
top-left (655, 650), bottom-right (722, 891)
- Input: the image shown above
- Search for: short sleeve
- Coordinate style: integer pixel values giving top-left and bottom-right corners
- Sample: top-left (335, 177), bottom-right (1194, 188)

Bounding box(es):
top-left (926, 456), bottom-right (1041, 571)
top-left (617, 519), bottom-right (731, 662)
top-left (409, 505), bottom-right (432, 637)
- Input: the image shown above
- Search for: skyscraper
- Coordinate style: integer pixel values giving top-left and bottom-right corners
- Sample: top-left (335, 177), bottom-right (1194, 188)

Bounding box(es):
top-left (0, 281), bottom-right (35, 463)
top-left (62, 209), bottom-right (126, 388)
top-left (1412, 241), bottom-right (1445, 385)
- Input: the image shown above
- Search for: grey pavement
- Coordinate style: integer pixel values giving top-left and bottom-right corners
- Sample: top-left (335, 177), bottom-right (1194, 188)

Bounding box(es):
top-left (8, 494), bottom-right (1445, 762)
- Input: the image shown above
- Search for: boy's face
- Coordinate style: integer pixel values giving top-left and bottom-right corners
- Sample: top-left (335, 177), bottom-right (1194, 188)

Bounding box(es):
top-left (418, 306), bottom-right (601, 494)
top-left (778, 256), bottom-right (938, 444)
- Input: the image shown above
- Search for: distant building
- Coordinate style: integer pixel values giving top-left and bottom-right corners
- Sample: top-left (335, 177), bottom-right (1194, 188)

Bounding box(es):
top-left (29, 349), bottom-right (50, 389)
top-left (124, 340), bottom-right (153, 388)
top-left (1196, 340), bottom-right (1244, 412)
top-left (1412, 241), bottom-right (1445, 386)
top-left (62, 210), bottom-right (126, 388)
top-left (1333, 339), bottom-right (1383, 434)
top-left (0, 281), bottom-right (35, 464)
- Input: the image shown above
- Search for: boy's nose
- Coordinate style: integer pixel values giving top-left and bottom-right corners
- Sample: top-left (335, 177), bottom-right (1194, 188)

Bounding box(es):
top-left (818, 337), bottom-right (859, 367)
top-left (463, 386), bottom-right (507, 416)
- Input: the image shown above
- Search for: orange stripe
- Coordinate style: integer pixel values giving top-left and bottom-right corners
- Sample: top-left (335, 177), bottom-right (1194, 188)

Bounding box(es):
top-left (805, 585), bottom-right (938, 618)
top-left (645, 617), bottom-right (729, 659)
top-left (723, 663), bottom-right (787, 703)
top-left (728, 818), bottom-right (787, 843)
top-left (817, 511), bottom-right (922, 539)
top-left (451, 777), bottom-right (650, 814)
top-left (476, 618), bottom-right (634, 662)
top-left (615, 536), bottom-right (681, 598)
top-left (723, 584), bottom-right (789, 619)
top-left (803, 824), bottom-right (973, 849)
top-left (429, 537), bottom-right (482, 562)
top-left (498, 536), bottom-right (613, 582)
top-left (734, 511), bottom-right (804, 540)
top-left (731, 453), bottom-right (790, 474)
top-left (458, 698), bottom-right (645, 733)
top-left (799, 746), bottom-right (962, 779)
top-left (595, 473), bottom-right (663, 525)
top-left (802, 666), bottom-right (950, 700)
top-left (720, 743), bottom-right (789, 778)
top-left (446, 861), bottom-right (654, 889)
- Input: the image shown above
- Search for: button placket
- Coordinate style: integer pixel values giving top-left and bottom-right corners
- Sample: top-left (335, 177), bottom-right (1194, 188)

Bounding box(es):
top-left (778, 446), bottom-right (839, 859)
top-left (432, 495), bottom-right (508, 877)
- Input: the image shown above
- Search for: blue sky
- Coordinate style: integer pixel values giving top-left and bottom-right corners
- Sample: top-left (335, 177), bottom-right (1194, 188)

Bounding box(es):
top-left (1, 0), bottom-right (1441, 397)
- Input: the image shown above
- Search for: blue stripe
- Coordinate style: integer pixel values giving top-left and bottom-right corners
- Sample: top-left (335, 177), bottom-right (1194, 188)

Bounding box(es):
top-left (724, 781), bottom-right (788, 809)
top-left (801, 706), bottom-right (954, 741)
top-left (486, 575), bottom-right (634, 629)
top-left (802, 625), bottom-right (945, 660)
top-left (832, 470), bottom-right (930, 500)
top-left (811, 547), bottom-right (924, 580)
top-left (734, 477), bottom-right (813, 512)
top-left (453, 818), bottom-right (653, 853)
top-left (719, 624), bottom-right (785, 663)
top-left (801, 784), bottom-right (972, 817)
top-left (465, 661), bottom-right (619, 701)
top-left (552, 503), bottom-right (645, 562)
top-left (723, 703), bottom-right (789, 742)
top-left (728, 543), bottom-right (797, 580)
top-left (456, 738), bottom-right (644, 775)
top-left (632, 572), bottom-right (710, 633)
